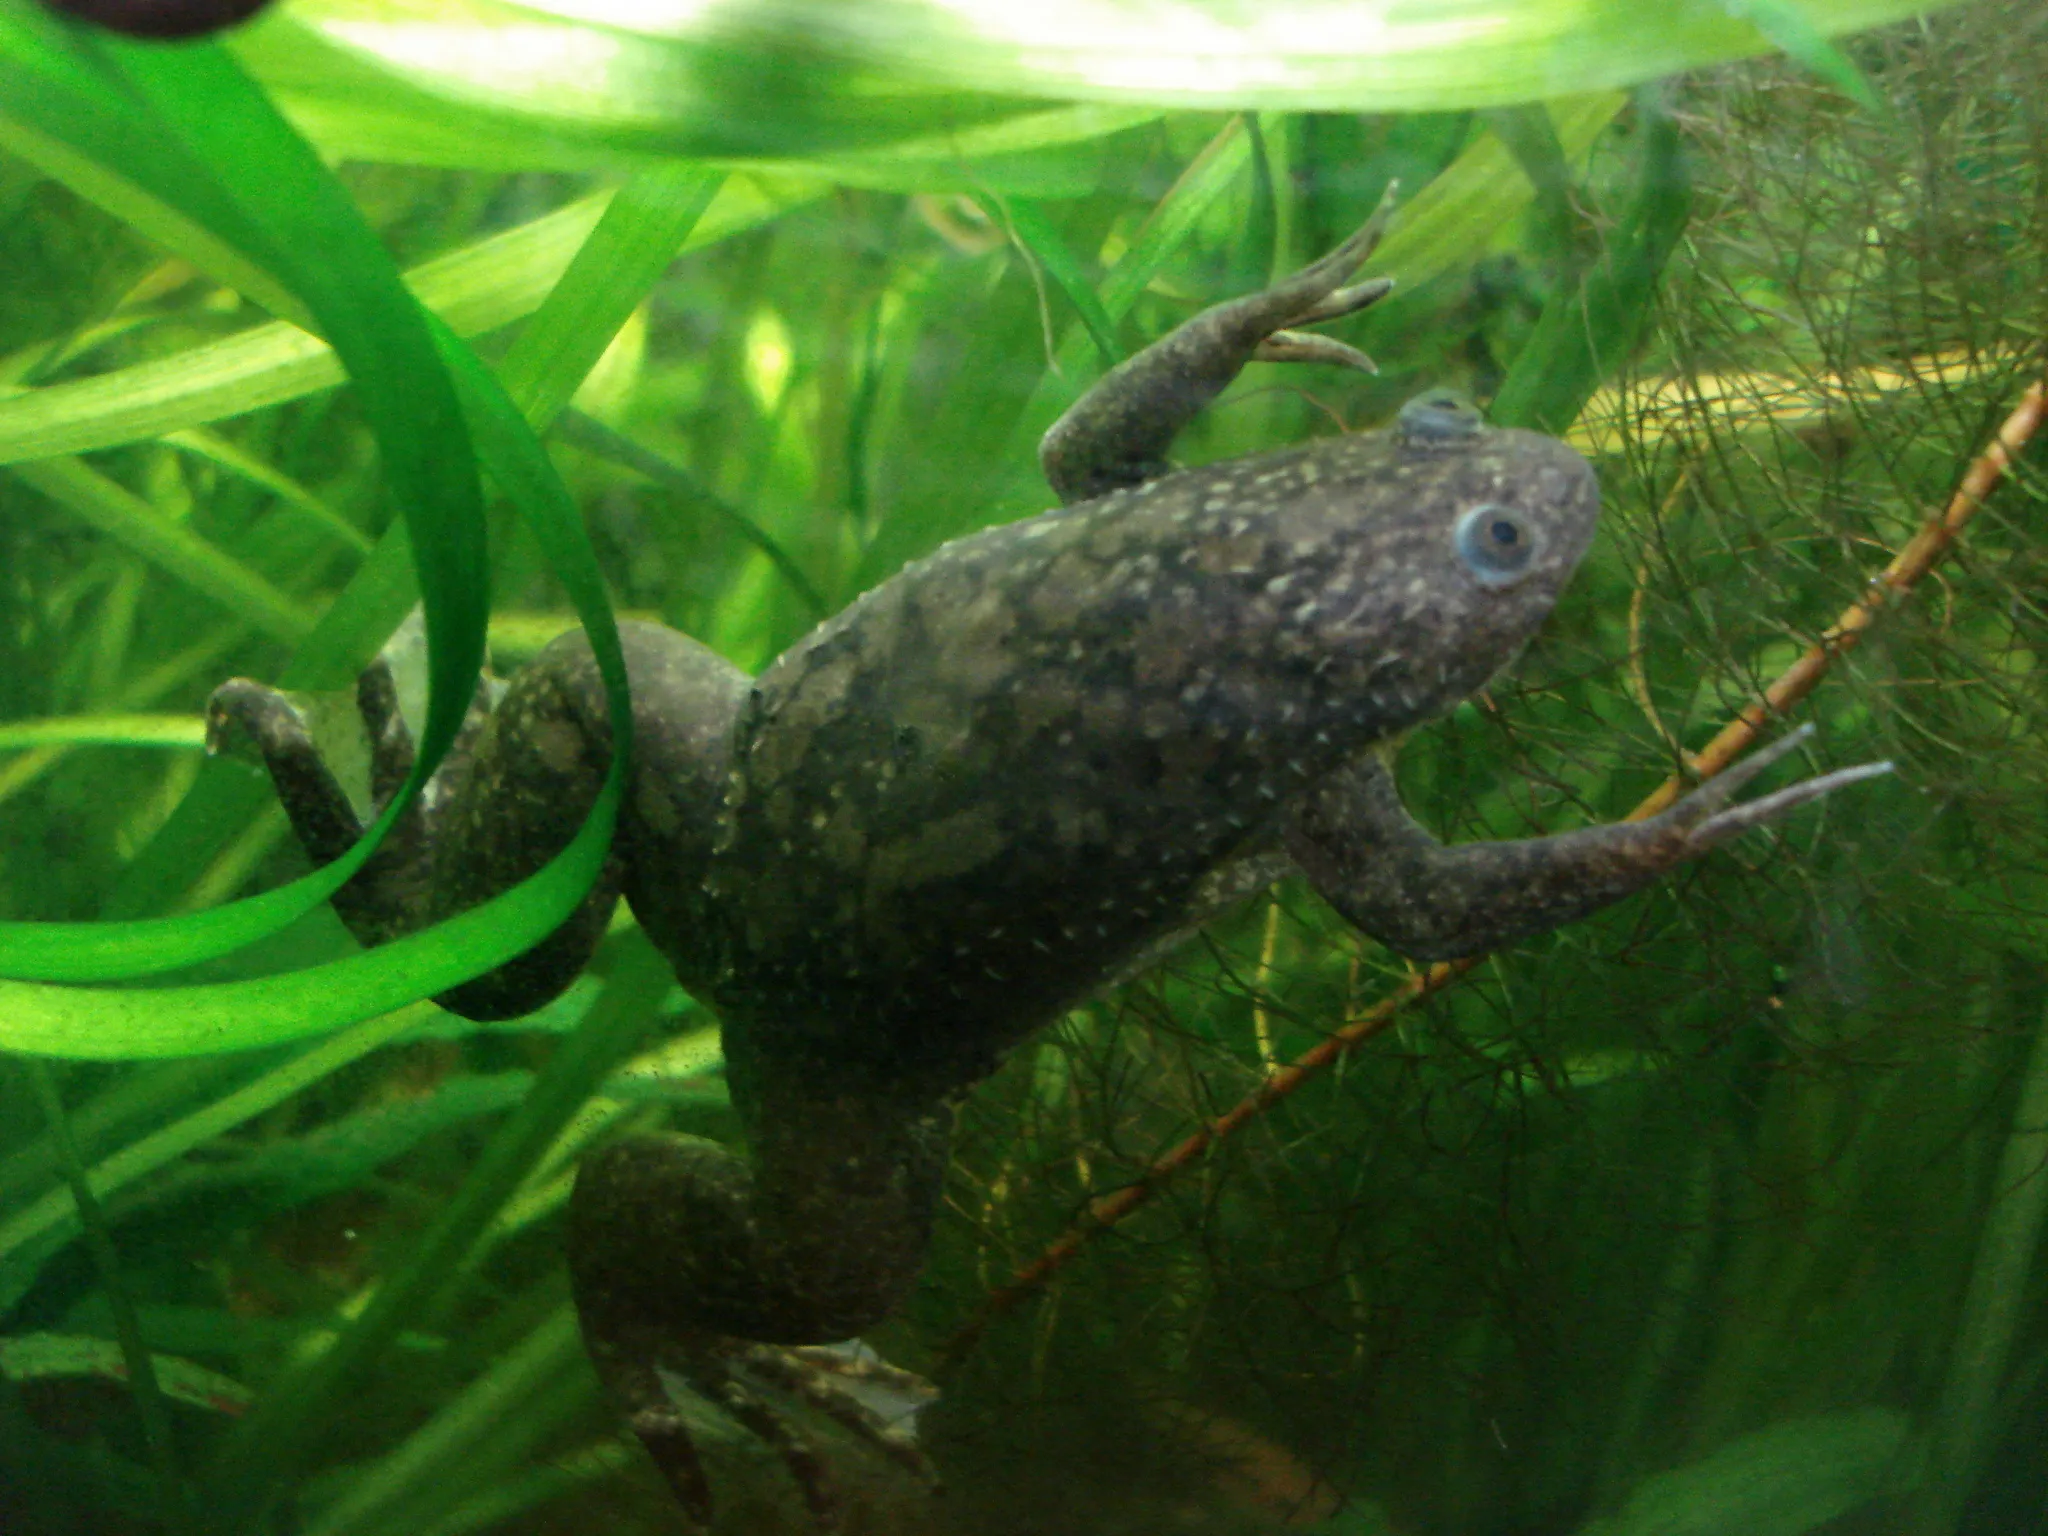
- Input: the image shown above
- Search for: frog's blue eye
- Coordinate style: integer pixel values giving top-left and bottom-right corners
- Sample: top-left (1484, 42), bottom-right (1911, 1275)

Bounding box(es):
top-left (1455, 503), bottom-right (1541, 586)
top-left (1398, 390), bottom-right (1483, 445)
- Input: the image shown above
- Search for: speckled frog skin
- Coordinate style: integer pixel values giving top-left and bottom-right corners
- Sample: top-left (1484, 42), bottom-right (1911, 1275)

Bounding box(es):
top-left (210, 208), bottom-right (1883, 1528)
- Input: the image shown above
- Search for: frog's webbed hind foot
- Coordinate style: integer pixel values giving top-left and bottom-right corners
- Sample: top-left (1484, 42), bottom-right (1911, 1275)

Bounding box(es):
top-left (579, 1324), bottom-right (720, 1527)
top-left (590, 1327), bottom-right (938, 1532)
top-left (1040, 182), bottom-right (1401, 503)
top-left (748, 1341), bottom-right (940, 1489)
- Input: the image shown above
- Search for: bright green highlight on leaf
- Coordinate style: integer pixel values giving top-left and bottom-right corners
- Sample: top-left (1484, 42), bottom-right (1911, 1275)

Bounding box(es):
top-left (0, 1332), bottom-right (254, 1416)
top-left (0, 716), bottom-right (206, 751)
top-left (251, 0), bottom-right (1955, 143)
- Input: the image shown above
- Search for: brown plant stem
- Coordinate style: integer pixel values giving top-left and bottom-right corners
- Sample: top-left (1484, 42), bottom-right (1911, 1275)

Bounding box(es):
top-left (935, 373), bottom-right (2048, 1377)
top-left (1633, 378), bottom-right (2046, 814)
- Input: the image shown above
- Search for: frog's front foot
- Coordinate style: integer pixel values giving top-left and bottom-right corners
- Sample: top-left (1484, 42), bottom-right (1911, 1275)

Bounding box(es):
top-left (1039, 183), bottom-right (1401, 503)
top-left (204, 656), bottom-right (490, 948)
top-left (1289, 726), bottom-right (1895, 962)
top-left (583, 1322), bottom-right (939, 1530)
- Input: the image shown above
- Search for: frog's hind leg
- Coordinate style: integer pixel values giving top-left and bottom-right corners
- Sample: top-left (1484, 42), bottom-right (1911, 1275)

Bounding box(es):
top-left (1038, 182), bottom-right (1400, 503)
top-left (208, 621), bottom-right (745, 1020)
top-left (208, 641), bottom-right (613, 1018)
top-left (1287, 729), bottom-right (1893, 962)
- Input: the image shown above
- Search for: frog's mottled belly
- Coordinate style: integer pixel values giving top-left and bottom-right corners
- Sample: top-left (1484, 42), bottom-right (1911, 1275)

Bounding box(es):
top-left (704, 428), bottom-right (1587, 1089)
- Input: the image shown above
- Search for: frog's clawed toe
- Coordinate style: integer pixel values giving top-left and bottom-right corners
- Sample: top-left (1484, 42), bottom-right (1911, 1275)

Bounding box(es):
top-left (1279, 179), bottom-right (1400, 306)
top-left (1253, 326), bottom-right (1383, 375)
top-left (1665, 724), bottom-right (1895, 850)
top-left (1040, 181), bottom-right (1408, 502)
top-left (1687, 762), bottom-right (1895, 845)
top-left (1237, 182), bottom-right (1400, 358)
top-left (712, 1340), bottom-right (941, 1527)
top-left (620, 1382), bottom-right (717, 1526)
top-left (354, 657), bottom-right (416, 806)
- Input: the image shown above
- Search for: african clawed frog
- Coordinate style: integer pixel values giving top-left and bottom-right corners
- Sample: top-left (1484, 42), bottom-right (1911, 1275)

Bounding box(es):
top-left (209, 200), bottom-right (1886, 1527)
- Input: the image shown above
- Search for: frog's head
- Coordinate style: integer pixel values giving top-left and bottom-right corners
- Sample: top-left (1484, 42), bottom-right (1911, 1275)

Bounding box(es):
top-left (1278, 389), bottom-right (1600, 735)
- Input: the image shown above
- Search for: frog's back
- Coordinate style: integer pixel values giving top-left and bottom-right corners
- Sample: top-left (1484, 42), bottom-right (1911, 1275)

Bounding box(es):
top-left (708, 423), bottom-right (1595, 1092)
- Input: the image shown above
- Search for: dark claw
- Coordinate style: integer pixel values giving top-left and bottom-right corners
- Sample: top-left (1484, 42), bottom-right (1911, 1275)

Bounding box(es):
top-left (715, 1376), bottom-right (844, 1529)
top-left (1254, 329), bottom-right (1380, 374)
top-left (1259, 180), bottom-right (1400, 318)
top-left (1660, 723), bottom-right (1894, 848)
top-left (594, 1333), bottom-right (941, 1532)
top-left (1691, 760), bottom-right (1895, 847)
top-left (627, 1398), bottom-right (716, 1528)
top-left (752, 1343), bottom-right (941, 1488)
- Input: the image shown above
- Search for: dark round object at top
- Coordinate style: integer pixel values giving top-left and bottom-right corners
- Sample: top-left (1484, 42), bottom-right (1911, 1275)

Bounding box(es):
top-left (39, 0), bottom-right (276, 40)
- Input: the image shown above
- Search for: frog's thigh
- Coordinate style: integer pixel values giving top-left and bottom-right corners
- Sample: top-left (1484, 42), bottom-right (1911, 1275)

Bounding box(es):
top-left (470, 619), bottom-right (745, 847)
top-left (568, 1115), bottom-right (942, 1348)
top-left (436, 621), bottom-right (748, 1016)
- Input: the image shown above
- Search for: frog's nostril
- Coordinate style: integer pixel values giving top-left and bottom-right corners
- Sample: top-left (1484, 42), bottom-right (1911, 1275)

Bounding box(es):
top-left (1397, 389), bottom-right (1483, 446)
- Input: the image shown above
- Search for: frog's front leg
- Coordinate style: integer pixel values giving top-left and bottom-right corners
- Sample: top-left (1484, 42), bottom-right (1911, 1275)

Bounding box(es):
top-left (1287, 728), bottom-right (1893, 962)
top-left (1038, 186), bottom-right (1400, 503)
top-left (206, 620), bottom-right (746, 1017)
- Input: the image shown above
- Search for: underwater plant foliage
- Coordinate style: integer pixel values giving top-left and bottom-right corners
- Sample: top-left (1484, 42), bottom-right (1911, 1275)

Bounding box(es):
top-left (1, 1), bottom-right (2046, 1533)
